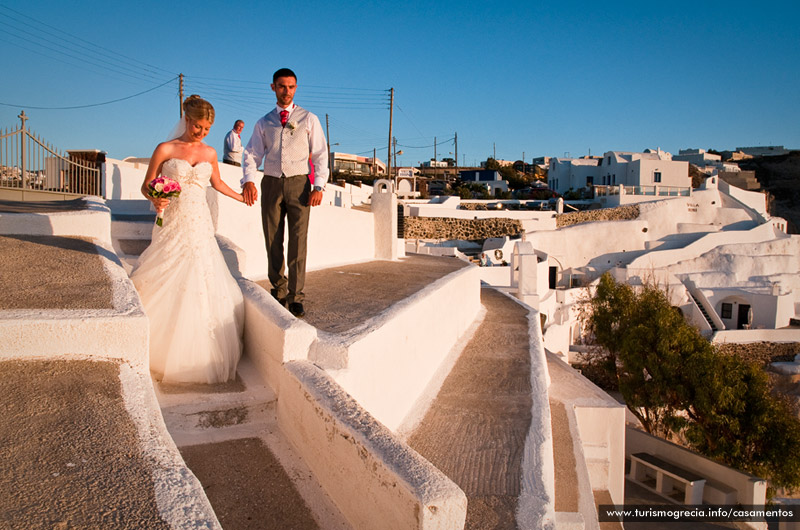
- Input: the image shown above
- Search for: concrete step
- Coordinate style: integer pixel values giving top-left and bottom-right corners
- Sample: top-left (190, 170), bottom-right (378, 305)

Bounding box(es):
top-left (152, 356), bottom-right (350, 529)
top-left (111, 219), bottom-right (154, 239)
top-left (117, 238), bottom-right (151, 256)
top-left (154, 356), bottom-right (276, 447)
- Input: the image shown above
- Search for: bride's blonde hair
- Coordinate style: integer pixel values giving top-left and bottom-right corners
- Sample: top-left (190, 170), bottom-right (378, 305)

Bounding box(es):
top-left (183, 95), bottom-right (215, 123)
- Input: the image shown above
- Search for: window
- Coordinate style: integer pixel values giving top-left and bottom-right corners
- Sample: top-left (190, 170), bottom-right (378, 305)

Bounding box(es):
top-left (654, 171), bottom-right (662, 183)
top-left (586, 176), bottom-right (593, 186)
top-left (721, 302), bottom-right (733, 319)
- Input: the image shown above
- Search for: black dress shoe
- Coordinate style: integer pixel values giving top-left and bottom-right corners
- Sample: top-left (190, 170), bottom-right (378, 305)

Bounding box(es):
top-left (288, 302), bottom-right (305, 318)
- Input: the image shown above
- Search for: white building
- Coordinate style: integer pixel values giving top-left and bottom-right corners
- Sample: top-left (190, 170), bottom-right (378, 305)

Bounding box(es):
top-left (421, 159), bottom-right (449, 168)
top-left (596, 149), bottom-right (689, 189)
top-left (458, 169), bottom-right (508, 195)
top-left (547, 156), bottom-right (600, 195)
top-left (549, 149), bottom-right (691, 206)
top-left (673, 148), bottom-right (722, 167)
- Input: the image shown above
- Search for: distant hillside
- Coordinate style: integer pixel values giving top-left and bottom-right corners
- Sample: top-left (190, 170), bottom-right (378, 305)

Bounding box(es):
top-left (737, 151), bottom-right (800, 234)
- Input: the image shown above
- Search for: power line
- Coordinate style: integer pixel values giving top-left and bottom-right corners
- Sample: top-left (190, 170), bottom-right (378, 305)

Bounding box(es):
top-left (0, 4), bottom-right (175, 80)
top-left (0, 77), bottom-right (178, 110)
top-left (396, 137), bottom-right (455, 149)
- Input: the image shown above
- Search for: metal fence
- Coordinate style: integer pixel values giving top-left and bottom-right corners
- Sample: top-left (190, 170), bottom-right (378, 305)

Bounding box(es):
top-left (0, 111), bottom-right (101, 196)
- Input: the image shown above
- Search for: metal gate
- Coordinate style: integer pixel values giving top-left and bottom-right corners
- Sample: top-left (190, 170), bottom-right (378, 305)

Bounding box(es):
top-left (0, 111), bottom-right (101, 198)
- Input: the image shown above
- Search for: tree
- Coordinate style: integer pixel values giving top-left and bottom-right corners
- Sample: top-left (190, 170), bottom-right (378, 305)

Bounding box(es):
top-left (581, 273), bottom-right (800, 493)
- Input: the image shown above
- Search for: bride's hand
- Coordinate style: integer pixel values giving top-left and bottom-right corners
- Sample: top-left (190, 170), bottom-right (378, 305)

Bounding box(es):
top-left (150, 196), bottom-right (170, 211)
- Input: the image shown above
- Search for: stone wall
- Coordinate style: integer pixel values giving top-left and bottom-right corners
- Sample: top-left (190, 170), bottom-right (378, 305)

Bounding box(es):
top-left (556, 205), bottom-right (640, 228)
top-left (403, 204), bottom-right (641, 239)
top-left (404, 217), bottom-right (522, 240)
top-left (716, 342), bottom-right (799, 366)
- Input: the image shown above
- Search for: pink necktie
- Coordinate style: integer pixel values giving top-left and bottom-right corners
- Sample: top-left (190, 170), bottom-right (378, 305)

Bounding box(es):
top-left (280, 110), bottom-right (289, 127)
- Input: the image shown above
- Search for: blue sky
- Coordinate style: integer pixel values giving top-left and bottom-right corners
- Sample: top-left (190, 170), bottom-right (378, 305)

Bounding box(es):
top-left (1, 0), bottom-right (798, 167)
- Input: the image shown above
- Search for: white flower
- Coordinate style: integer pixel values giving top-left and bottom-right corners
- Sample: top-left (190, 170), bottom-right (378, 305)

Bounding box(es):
top-left (154, 182), bottom-right (164, 192)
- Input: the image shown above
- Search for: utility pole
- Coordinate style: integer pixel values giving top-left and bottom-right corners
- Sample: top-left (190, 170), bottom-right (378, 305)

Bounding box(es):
top-left (387, 88), bottom-right (394, 184)
top-left (373, 148), bottom-right (377, 176)
top-left (454, 132), bottom-right (458, 177)
top-left (393, 137), bottom-right (397, 175)
top-left (434, 137), bottom-right (437, 181)
top-left (493, 142), bottom-right (496, 160)
top-left (179, 74), bottom-right (184, 118)
top-left (325, 114), bottom-right (332, 177)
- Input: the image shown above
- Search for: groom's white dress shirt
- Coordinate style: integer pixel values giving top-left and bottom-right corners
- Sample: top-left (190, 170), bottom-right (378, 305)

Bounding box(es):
top-left (242, 103), bottom-right (329, 189)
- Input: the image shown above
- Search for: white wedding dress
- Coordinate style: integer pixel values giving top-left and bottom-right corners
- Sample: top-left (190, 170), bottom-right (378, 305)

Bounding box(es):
top-left (131, 158), bottom-right (243, 384)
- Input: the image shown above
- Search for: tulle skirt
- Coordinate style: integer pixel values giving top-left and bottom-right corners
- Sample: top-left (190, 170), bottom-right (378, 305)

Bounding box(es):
top-left (131, 199), bottom-right (243, 384)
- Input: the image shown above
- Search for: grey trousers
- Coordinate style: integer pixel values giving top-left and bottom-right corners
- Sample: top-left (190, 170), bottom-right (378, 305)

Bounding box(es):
top-left (260, 174), bottom-right (311, 303)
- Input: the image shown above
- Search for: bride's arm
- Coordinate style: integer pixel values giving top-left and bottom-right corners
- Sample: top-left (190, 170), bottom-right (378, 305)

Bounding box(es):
top-left (142, 144), bottom-right (171, 210)
top-left (209, 158), bottom-right (246, 203)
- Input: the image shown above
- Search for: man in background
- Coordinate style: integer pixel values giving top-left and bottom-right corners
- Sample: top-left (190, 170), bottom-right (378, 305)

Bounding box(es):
top-left (223, 119), bottom-right (244, 166)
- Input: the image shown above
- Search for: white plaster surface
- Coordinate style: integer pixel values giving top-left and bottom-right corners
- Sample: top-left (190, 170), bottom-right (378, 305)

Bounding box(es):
top-left (626, 426), bottom-right (767, 507)
top-left (516, 294), bottom-right (556, 530)
top-left (372, 180), bottom-right (398, 260)
top-left (279, 360), bottom-right (468, 530)
top-left (312, 265), bottom-right (481, 431)
top-left (0, 238), bottom-right (149, 367)
top-left (118, 362), bottom-right (221, 529)
top-left (239, 278), bottom-right (317, 393)
top-left (0, 196), bottom-right (112, 242)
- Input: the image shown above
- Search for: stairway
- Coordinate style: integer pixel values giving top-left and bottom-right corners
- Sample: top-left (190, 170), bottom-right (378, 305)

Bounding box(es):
top-left (153, 356), bottom-right (348, 530)
top-left (110, 211), bottom-right (154, 272)
top-left (689, 291), bottom-right (718, 332)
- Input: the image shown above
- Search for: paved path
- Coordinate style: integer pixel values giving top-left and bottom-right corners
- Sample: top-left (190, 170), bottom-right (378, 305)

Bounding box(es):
top-left (0, 359), bottom-right (169, 530)
top-left (258, 254), bottom-right (468, 332)
top-left (0, 235), bottom-right (114, 310)
top-left (408, 287), bottom-right (533, 529)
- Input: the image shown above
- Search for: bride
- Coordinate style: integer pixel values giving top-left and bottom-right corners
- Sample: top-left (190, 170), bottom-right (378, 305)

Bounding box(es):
top-left (131, 95), bottom-right (247, 384)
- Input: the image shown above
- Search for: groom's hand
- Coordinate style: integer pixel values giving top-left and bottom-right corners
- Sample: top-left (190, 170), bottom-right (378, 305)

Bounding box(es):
top-left (242, 182), bottom-right (258, 206)
top-left (309, 190), bottom-right (323, 207)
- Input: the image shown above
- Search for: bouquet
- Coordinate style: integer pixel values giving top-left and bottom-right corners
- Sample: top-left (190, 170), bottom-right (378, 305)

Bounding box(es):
top-left (148, 176), bottom-right (181, 226)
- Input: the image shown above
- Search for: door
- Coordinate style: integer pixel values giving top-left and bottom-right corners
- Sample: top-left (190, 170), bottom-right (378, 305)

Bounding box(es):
top-left (737, 304), bottom-right (752, 329)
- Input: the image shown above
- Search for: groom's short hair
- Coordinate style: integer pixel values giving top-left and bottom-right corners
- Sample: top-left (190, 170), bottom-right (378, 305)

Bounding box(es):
top-left (273, 68), bottom-right (297, 83)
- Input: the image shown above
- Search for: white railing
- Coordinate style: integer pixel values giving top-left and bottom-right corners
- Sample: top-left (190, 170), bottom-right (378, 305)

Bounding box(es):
top-left (594, 184), bottom-right (691, 198)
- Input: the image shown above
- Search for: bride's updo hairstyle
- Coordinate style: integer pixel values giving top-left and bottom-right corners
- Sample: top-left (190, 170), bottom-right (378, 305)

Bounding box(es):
top-left (183, 95), bottom-right (215, 124)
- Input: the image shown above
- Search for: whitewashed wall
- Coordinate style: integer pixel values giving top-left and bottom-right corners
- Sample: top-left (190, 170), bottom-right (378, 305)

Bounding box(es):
top-left (103, 157), bottom-right (379, 279)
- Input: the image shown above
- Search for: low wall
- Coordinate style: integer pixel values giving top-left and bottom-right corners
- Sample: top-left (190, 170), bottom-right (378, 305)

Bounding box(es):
top-left (310, 265), bottom-right (481, 431)
top-left (518, 303), bottom-right (557, 529)
top-left (118, 363), bottom-right (222, 529)
top-left (239, 279), bottom-right (317, 394)
top-left (547, 352), bottom-right (626, 527)
top-left (715, 341), bottom-right (799, 365)
top-left (0, 238), bottom-right (148, 367)
top-left (556, 205), bottom-right (640, 228)
top-left (404, 216), bottom-right (522, 240)
top-left (105, 158), bottom-right (380, 279)
top-left (0, 188), bottom-right (84, 201)
top-left (279, 361), bottom-right (467, 530)
top-left (626, 427), bottom-right (767, 506)
top-left (0, 196), bottom-right (112, 243)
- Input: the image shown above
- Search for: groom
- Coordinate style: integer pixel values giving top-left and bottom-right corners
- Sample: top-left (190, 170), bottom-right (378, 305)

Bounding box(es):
top-left (241, 68), bottom-right (329, 318)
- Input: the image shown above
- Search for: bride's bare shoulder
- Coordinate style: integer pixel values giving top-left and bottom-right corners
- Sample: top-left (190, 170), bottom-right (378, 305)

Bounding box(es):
top-left (200, 143), bottom-right (218, 162)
